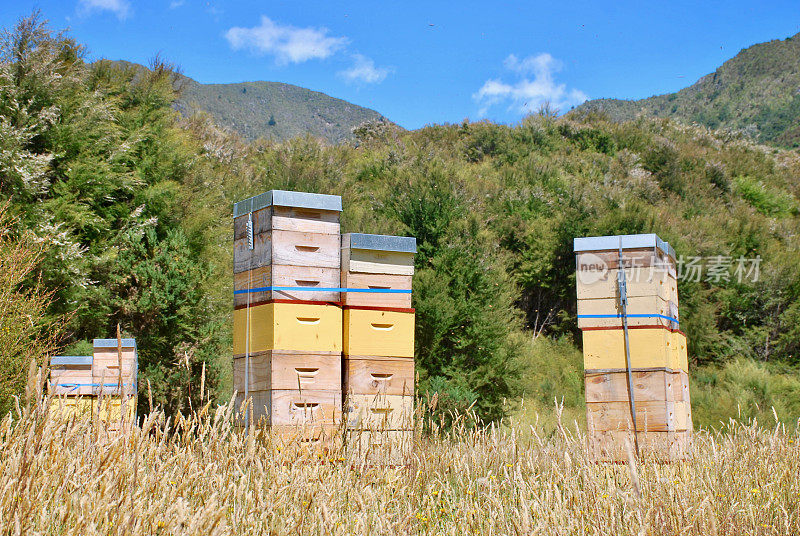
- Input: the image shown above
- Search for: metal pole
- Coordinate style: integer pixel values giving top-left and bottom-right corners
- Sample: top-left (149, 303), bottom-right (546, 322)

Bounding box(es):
top-left (618, 238), bottom-right (640, 457)
top-left (244, 212), bottom-right (254, 431)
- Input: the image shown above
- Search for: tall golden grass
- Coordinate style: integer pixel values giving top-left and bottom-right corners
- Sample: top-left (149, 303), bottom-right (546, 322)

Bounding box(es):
top-left (2, 374), bottom-right (799, 535)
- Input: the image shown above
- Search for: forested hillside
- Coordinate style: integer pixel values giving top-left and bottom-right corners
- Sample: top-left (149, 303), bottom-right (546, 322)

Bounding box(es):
top-left (2, 15), bottom-right (800, 426)
top-left (575, 32), bottom-right (800, 148)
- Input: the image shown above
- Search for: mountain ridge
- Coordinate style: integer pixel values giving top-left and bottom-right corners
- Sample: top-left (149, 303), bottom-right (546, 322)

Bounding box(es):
top-left (573, 32), bottom-right (800, 147)
top-left (106, 59), bottom-right (391, 144)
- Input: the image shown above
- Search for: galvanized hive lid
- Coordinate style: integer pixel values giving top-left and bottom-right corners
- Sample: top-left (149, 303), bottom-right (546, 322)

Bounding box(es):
top-left (573, 233), bottom-right (676, 260)
top-left (343, 233), bottom-right (417, 253)
top-left (93, 338), bottom-right (137, 349)
top-left (233, 190), bottom-right (343, 217)
top-left (50, 355), bottom-right (93, 366)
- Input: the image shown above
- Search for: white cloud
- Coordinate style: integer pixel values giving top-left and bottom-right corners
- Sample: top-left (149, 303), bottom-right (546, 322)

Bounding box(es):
top-left (169, 0), bottom-right (185, 8)
top-left (225, 16), bottom-right (348, 65)
top-left (473, 53), bottom-right (587, 117)
top-left (78, 0), bottom-right (130, 19)
top-left (338, 54), bottom-right (391, 84)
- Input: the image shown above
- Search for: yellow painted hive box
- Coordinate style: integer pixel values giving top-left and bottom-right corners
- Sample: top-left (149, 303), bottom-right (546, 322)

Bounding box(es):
top-left (233, 302), bottom-right (343, 356)
top-left (582, 327), bottom-right (687, 372)
top-left (343, 307), bottom-right (415, 358)
top-left (50, 397), bottom-right (136, 422)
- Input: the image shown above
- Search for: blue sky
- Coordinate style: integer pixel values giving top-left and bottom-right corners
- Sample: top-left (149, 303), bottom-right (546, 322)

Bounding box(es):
top-left (2, 1), bottom-right (799, 129)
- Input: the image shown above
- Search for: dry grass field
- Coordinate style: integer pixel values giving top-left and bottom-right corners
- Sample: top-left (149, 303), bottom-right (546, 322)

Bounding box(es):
top-left (2, 390), bottom-right (798, 536)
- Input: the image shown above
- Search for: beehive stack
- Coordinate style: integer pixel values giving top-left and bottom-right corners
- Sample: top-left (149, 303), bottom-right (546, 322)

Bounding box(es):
top-left (232, 191), bottom-right (343, 444)
top-left (49, 338), bottom-right (138, 430)
top-left (341, 233), bottom-right (416, 463)
top-left (574, 234), bottom-right (692, 461)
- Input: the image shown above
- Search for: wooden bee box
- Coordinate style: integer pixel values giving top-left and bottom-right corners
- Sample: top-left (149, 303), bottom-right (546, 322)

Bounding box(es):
top-left (585, 369), bottom-right (689, 403)
top-left (343, 307), bottom-right (415, 358)
top-left (92, 339), bottom-right (138, 396)
top-left (343, 356), bottom-right (414, 396)
top-left (340, 233), bottom-right (416, 307)
top-left (49, 396), bottom-right (95, 419)
top-left (576, 247), bottom-right (676, 275)
top-left (233, 350), bottom-right (341, 391)
top-left (577, 295), bottom-right (678, 329)
top-left (233, 204), bottom-right (341, 239)
top-left (234, 265), bottom-right (341, 305)
top-left (574, 234), bottom-right (676, 273)
top-left (234, 230), bottom-right (341, 273)
top-left (672, 331), bottom-right (689, 372)
top-left (576, 267), bottom-right (677, 303)
top-left (233, 191), bottom-right (342, 276)
top-left (50, 356), bottom-right (93, 395)
top-left (582, 327), bottom-right (687, 371)
top-left (341, 272), bottom-right (412, 308)
top-left (235, 389), bottom-right (342, 427)
top-left (341, 233), bottom-right (416, 276)
top-left (49, 397), bottom-right (136, 423)
top-left (233, 302), bottom-right (342, 356)
top-left (344, 393), bottom-right (414, 430)
top-left (586, 400), bottom-right (692, 432)
top-left (588, 429), bottom-right (692, 462)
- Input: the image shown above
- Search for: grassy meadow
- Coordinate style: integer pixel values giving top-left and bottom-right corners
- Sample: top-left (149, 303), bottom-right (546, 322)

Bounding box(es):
top-left (2, 370), bottom-right (799, 536)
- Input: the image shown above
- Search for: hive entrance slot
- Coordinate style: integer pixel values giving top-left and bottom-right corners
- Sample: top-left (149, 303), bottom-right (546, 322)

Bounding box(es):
top-left (294, 209), bottom-right (321, 219)
top-left (370, 373), bottom-right (393, 380)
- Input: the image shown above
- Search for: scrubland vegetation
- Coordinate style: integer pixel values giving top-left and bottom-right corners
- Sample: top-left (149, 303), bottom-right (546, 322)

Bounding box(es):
top-left (2, 14), bottom-right (800, 429)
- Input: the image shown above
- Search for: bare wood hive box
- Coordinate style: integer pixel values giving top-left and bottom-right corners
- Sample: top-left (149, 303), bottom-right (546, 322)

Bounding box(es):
top-left (233, 190), bottom-right (343, 303)
top-left (92, 338), bottom-right (138, 396)
top-left (233, 350), bottom-right (342, 391)
top-left (343, 356), bottom-right (414, 396)
top-left (341, 233), bottom-right (416, 308)
top-left (234, 389), bottom-right (342, 428)
top-left (50, 355), bottom-right (93, 396)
